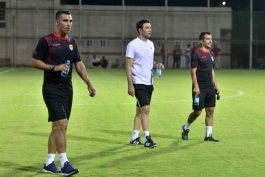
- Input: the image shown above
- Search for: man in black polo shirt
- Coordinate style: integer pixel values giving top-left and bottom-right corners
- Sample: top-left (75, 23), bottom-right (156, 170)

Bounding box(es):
top-left (181, 32), bottom-right (220, 142)
top-left (31, 10), bottom-right (96, 175)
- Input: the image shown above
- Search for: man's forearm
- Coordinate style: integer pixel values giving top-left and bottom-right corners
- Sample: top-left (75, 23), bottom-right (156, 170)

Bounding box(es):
top-left (76, 62), bottom-right (92, 86)
top-left (126, 68), bottom-right (133, 87)
top-left (191, 70), bottom-right (198, 87)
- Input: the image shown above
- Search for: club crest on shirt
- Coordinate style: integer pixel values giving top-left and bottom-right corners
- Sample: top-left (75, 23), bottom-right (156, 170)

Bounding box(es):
top-left (69, 44), bottom-right (73, 51)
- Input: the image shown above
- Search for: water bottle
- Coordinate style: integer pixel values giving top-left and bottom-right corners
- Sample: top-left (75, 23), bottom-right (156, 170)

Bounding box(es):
top-left (61, 60), bottom-right (70, 77)
top-left (156, 64), bottom-right (162, 78)
top-left (194, 94), bottom-right (199, 106)
top-left (215, 89), bottom-right (220, 100)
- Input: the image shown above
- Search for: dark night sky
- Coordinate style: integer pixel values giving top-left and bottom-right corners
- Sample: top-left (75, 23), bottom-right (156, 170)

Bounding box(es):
top-left (62, 0), bottom-right (265, 11)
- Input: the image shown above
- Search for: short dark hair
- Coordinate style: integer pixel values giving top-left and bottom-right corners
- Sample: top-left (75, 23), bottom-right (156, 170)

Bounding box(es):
top-left (199, 32), bottom-right (211, 41)
top-left (136, 19), bottom-right (151, 33)
top-left (55, 10), bottom-right (72, 20)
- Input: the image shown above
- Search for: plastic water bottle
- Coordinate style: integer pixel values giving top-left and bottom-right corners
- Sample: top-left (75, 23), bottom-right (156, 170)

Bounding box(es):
top-left (194, 94), bottom-right (199, 106)
top-left (156, 64), bottom-right (162, 78)
top-left (61, 60), bottom-right (70, 77)
top-left (215, 89), bottom-right (220, 100)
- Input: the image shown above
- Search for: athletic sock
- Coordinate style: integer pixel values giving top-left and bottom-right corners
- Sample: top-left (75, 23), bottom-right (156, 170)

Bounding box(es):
top-left (143, 131), bottom-right (150, 142)
top-left (59, 152), bottom-right (69, 168)
top-left (131, 130), bottom-right (139, 141)
top-left (184, 121), bottom-right (191, 130)
top-left (45, 153), bottom-right (55, 166)
top-left (206, 126), bottom-right (213, 137)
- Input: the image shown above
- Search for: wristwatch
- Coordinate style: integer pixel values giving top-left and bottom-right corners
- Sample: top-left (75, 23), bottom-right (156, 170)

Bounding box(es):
top-left (50, 65), bottom-right (55, 71)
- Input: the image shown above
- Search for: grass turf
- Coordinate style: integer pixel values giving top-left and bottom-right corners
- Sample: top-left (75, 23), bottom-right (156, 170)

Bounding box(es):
top-left (0, 68), bottom-right (264, 177)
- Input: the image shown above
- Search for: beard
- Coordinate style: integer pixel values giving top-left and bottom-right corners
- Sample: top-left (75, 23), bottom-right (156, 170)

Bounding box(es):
top-left (204, 44), bottom-right (211, 49)
top-left (143, 33), bottom-right (151, 39)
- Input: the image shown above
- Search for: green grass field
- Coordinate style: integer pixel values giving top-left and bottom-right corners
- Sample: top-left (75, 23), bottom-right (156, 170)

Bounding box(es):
top-left (0, 67), bottom-right (264, 177)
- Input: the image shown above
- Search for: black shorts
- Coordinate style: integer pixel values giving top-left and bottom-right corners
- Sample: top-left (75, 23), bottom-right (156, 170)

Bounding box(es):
top-left (192, 88), bottom-right (216, 110)
top-left (43, 92), bottom-right (73, 122)
top-left (134, 84), bottom-right (154, 107)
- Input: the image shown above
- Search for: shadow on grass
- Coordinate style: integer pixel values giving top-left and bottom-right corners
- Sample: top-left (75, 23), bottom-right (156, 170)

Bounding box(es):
top-left (22, 131), bottom-right (141, 162)
top-left (87, 128), bottom-right (205, 169)
top-left (1, 130), bottom-right (203, 176)
top-left (95, 140), bottom-right (204, 168)
top-left (23, 131), bottom-right (125, 144)
top-left (0, 161), bottom-right (46, 177)
top-left (25, 130), bottom-right (204, 169)
top-left (97, 128), bottom-right (178, 140)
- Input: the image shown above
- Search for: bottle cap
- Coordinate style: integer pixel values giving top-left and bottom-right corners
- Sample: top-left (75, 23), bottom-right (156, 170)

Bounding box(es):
top-left (90, 93), bottom-right (95, 97)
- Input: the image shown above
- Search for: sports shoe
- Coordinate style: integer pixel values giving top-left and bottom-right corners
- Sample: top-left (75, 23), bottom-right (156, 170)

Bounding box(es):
top-left (61, 161), bottom-right (79, 176)
top-left (42, 161), bottom-right (61, 173)
top-left (144, 135), bottom-right (157, 148)
top-left (181, 125), bottom-right (189, 140)
top-left (130, 137), bottom-right (144, 145)
top-left (204, 134), bottom-right (219, 142)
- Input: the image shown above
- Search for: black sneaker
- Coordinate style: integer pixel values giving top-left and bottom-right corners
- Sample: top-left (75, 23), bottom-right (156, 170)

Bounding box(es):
top-left (181, 125), bottom-right (189, 140)
top-left (61, 161), bottom-right (79, 176)
top-left (204, 134), bottom-right (219, 142)
top-left (42, 161), bottom-right (61, 173)
top-left (144, 135), bottom-right (157, 148)
top-left (130, 137), bottom-right (144, 145)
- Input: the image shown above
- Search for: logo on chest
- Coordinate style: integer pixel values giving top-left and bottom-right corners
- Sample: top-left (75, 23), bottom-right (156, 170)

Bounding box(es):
top-left (69, 44), bottom-right (73, 51)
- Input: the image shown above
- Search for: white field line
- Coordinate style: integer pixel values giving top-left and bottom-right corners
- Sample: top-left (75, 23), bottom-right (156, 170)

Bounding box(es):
top-left (0, 68), bottom-right (15, 74)
top-left (162, 88), bottom-right (244, 103)
top-left (0, 88), bottom-right (243, 108)
top-left (218, 88), bottom-right (244, 98)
